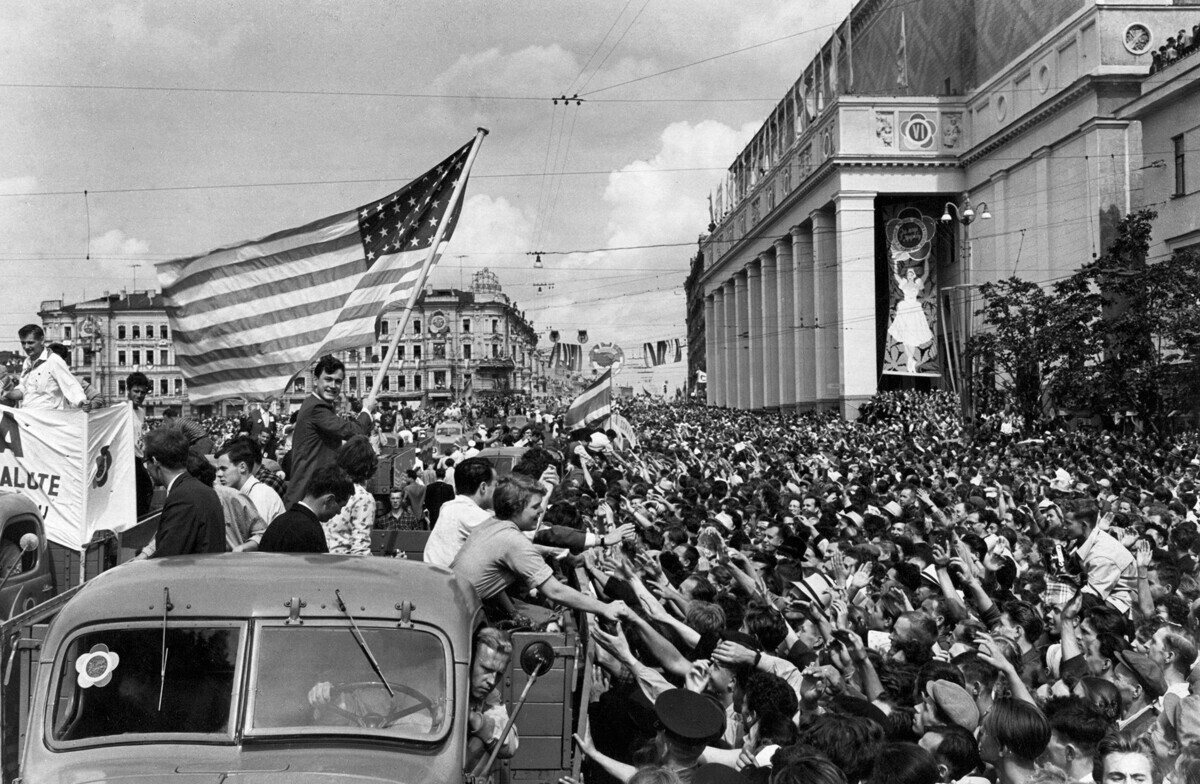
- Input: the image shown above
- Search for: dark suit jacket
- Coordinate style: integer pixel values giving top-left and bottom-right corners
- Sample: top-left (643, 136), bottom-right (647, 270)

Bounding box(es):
top-left (153, 473), bottom-right (226, 557)
top-left (284, 394), bottom-right (372, 508)
top-left (424, 481), bottom-right (456, 526)
top-left (259, 504), bottom-right (329, 554)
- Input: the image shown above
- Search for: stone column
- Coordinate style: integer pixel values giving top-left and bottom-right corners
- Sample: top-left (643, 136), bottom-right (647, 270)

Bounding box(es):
top-left (746, 259), bottom-right (764, 410)
top-left (791, 224), bottom-right (815, 406)
top-left (733, 270), bottom-right (750, 409)
top-left (835, 191), bottom-right (879, 419)
top-left (774, 237), bottom-right (795, 409)
top-left (759, 249), bottom-right (780, 410)
top-left (704, 293), bottom-right (718, 406)
top-left (723, 279), bottom-right (737, 408)
top-left (809, 210), bottom-right (836, 407)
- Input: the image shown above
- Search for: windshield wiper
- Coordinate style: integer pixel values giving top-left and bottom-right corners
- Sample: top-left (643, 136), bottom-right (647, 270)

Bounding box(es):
top-left (158, 587), bottom-right (172, 711)
top-left (334, 589), bottom-right (394, 698)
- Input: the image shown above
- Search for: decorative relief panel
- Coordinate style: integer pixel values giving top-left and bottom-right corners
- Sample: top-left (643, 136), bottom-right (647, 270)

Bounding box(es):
top-left (876, 111), bottom-right (894, 147)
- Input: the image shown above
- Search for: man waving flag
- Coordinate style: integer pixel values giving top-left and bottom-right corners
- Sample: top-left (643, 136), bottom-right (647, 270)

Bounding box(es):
top-left (157, 132), bottom-right (486, 404)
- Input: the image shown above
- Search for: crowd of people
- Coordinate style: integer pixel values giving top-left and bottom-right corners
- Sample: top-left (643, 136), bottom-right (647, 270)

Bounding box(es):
top-left (1149, 22), bottom-right (1200, 74)
top-left (10, 319), bottom-right (1200, 784)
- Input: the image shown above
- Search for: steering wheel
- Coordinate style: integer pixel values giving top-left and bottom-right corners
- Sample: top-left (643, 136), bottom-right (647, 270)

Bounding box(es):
top-left (322, 681), bottom-right (440, 730)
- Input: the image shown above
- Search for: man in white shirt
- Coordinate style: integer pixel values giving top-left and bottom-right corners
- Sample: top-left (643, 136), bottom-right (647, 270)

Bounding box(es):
top-left (423, 457), bottom-right (496, 567)
top-left (216, 437), bottom-right (285, 534)
top-left (4, 324), bottom-right (86, 410)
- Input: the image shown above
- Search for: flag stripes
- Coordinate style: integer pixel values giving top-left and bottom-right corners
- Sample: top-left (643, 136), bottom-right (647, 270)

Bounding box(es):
top-left (565, 369), bottom-right (612, 429)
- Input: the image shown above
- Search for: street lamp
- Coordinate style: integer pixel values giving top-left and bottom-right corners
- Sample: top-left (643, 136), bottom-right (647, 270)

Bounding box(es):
top-left (940, 196), bottom-right (991, 225)
top-left (940, 195), bottom-right (993, 424)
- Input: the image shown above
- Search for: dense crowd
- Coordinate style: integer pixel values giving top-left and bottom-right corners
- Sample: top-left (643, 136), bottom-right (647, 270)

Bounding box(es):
top-left (1150, 21), bottom-right (1200, 74)
top-left (10, 320), bottom-right (1200, 784)
top-left (471, 391), bottom-right (1200, 784)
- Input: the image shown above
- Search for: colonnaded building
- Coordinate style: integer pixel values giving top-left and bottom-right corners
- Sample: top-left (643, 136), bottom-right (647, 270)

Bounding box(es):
top-left (688, 0), bottom-right (1200, 417)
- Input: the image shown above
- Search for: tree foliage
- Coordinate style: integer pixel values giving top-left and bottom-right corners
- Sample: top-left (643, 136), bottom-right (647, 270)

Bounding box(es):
top-left (969, 208), bottom-right (1200, 431)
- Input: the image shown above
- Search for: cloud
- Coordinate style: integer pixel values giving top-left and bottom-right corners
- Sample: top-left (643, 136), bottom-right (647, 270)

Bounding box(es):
top-left (89, 228), bottom-right (152, 258)
top-left (434, 44), bottom-right (580, 99)
top-left (603, 119), bottom-right (756, 249)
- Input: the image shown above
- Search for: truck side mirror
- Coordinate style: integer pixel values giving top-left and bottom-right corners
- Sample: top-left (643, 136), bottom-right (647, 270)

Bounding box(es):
top-left (519, 640), bottom-right (554, 678)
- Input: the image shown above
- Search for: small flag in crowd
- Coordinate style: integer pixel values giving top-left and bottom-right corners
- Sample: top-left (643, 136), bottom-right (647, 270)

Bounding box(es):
top-left (577, 330), bottom-right (589, 344)
top-left (565, 368), bottom-right (612, 429)
top-left (157, 136), bottom-right (482, 404)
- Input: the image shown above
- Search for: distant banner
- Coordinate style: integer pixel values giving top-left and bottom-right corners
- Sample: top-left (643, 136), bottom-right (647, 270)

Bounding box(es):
top-left (550, 343), bottom-right (584, 372)
top-left (609, 413), bottom-right (638, 450)
top-left (642, 338), bottom-right (685, 368)
top-left (881, 207), bottom-right (941, 377)
top-left (0, 403), bottom-right (137, 550)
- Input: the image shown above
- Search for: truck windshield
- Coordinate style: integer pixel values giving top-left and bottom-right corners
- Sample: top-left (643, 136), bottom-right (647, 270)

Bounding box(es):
top-left (51, 624), bottom-right (242, 745)
top-left (246, 624), bottom-right (449, 741)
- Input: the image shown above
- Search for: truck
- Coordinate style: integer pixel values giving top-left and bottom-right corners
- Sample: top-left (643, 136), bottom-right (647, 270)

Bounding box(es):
top-left (1, 548), bottom-right (593, 784)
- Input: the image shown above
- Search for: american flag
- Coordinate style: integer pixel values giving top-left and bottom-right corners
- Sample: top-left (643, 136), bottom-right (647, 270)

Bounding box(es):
top-left (157, 138), bottom-right (477, 404)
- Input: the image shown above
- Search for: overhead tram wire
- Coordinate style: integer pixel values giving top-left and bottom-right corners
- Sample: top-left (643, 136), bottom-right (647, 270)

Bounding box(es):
top-left (575, 0), bottom-right (652, 95)
top-left (564, 0), bottom-right (636, 98)
top-left (3, 141), bottom-right (1192, 198)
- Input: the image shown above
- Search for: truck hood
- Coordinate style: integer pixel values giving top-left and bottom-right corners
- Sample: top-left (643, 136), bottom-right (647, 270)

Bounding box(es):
top-left (58, 772), bottom-right (429, 783)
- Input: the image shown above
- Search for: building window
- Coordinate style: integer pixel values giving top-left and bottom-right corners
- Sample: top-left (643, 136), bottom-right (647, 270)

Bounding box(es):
top-left (463, 344), bottom-right (472, 360)
top-left (132, 325), bottom-right (140, 340)
top-left (397, 345), bottom-right (405, 360)
top-left (491, 319), bottom-right (498, 333)
top-left (413, 345), bottom-right (421, 360)
top-left (365, 376), bottom-right (373, 390)
top-left (160, 379), bottom-right (169, 395)
top-left (1175, 134), bottom-right (1186, 196)
top-left (398, 375), bottom-right (407, 390)
top-left (349, 376), bottom-right (358, 392)
top-left (294, 377), bottom-right (305, 393)
top-left (434, 371), bottom-right (446, 388)
top-left (414, 374), bottom-right (422, 390)
top-left (412, 319), bottom-right (421, 334)
top-left (433, 343), bottom-right (446, 359)
top-left (118, 325), bottom-right (126, 340)
top-left (382, 375), bottom-right (391, 392)
top-left (492, 343), bottom-right (500, 358)
top-left (132, 350), bottom-right (140, 366)
top-left (462, 319), bottom-right (471, 333)
top-left (160, 350), bottom-right (169, 365)
top-left (174, 378), bottom-right (183, 395)
top-left (380, 320), bottom-right (389, 335)
top-left (118, 350), bottom-right (127, 366)
top-left (64, 326), bottom-right (71, 339)
top-left (118, 379), bottom-right (126, 396)
top-left (160, 325), bottom-right (169, 340)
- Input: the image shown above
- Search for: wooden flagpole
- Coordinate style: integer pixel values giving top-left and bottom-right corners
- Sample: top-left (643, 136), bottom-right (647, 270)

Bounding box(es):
top-left (366, 128), bottom-right (488, 407)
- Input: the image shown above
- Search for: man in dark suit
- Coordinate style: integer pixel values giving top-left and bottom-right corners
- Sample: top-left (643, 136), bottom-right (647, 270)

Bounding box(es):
top-left (284, 355), bottom-right (374, 508)
top-left (143, 428), bottom-right (225, 557)
top-left (260, 466), bottom-right (355, 553)
top-left (425, 465), bottom-right (457, 526)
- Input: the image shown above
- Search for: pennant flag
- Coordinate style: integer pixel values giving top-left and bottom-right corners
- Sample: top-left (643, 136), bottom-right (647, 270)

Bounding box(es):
top-left (896, 12), bottom-right (909, 88)
top-left (696, 370), bottom-right (708, 383)
top-left (673, 338), bottom-right (684, 364)
top-left (157, 137), bottom-right (481, 404)
top-left (565, 369), bottom-right (612, 429)
top-left (550, 330), bottom-right (560, 343)
top-left (577, 330), bottom-right (589, 345)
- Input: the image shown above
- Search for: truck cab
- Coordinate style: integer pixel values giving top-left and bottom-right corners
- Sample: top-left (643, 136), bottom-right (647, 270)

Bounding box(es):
top-left (0, 492), bottom-right (57, 621)
top-left (19, 554), bottom-right (487, 783)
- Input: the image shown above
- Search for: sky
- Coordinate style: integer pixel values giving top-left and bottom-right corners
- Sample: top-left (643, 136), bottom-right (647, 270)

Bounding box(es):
top-left (0, 0), bottom-right (853, 392)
